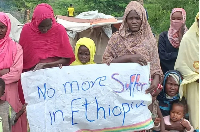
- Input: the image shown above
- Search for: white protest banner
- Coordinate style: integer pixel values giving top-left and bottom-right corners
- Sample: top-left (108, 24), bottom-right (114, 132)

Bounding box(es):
top-left (21, 63), bottom-right (154, 132)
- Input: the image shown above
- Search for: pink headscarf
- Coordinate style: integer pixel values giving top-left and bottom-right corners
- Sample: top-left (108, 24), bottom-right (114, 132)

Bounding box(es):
top-left (30, 3), bottom-right (56, 32)
top-left (0, 12), bottom-right (17, 70)
top-left (19, 3), bottom-right (75, 70)
top-left (168, 8), bottom-right (187, 48)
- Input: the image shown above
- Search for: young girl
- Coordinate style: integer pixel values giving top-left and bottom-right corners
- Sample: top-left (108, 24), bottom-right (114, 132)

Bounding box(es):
top-left (70, 37), bottom-right (96, 66)
top-left (164, 100), bottom-right (194, 132)
top-left (0, 78), bottom-right (27, 132)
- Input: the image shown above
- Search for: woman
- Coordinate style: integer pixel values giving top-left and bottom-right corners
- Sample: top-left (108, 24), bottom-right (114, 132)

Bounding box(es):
top-left (158, 8), bottom-right (187, 74)
top-left (103, 2), bottom-right (163, 131)
top-left (18, 3), bottom-right (75, 104)
top-left (102, 1), bottom-right (162, 94)
top-left (175, 12), bottom-right (199, 130)
top-left (157, 70), bottom-right (186, 131)
top-left (0, 12), bottom-right (27, 132)
top-left (70, 37), bottom-right (96, 66)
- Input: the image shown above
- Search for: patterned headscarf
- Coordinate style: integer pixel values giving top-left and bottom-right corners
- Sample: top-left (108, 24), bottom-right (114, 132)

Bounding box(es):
top-left (119, 1), bottom-right (155, 48)
top-left (168, 8), bottom-right (188, 48)
top-left (157, 70), bottom-right (183, 116)
top-left (136, 0), bottom-right (144, 6)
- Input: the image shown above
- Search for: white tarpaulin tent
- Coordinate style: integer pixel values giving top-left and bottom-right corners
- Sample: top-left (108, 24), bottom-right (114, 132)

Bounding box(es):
top-left (7, 11), bottom-right (122, 63)
top-left (6, 13), bottom-right (23, 42)
top-left (57, 11), bottom-right (122, 63)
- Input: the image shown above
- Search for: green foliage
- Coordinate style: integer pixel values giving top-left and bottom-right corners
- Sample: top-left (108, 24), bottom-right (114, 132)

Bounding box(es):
top-left (2, 0), bottom-right (199, 34)
top-left (81, 0), bottom-right (131, 16)
top-left (145, 0), bottom-right (199, 34)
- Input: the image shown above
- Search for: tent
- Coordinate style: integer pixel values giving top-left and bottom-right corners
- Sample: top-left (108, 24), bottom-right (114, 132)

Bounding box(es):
top-left (7, 11), bottom-right (123, 64)
top-left (6, 13), bottom-right (23, 42)
top-left (57, 11), bottom-right (122, 63)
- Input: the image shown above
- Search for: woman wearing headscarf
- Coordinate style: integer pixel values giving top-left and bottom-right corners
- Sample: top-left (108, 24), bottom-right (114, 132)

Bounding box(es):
top-left (18, 3), bottom-right (75, 104)
top-left (157, 71), bottom-right (182, 116)
top-left (70, 37), bottom-right (96, 66)
top-left (0, 12), bottom-right (27, 132)
top-left (158, 8), bottom-right (187, 74)
top-left (157, 70), bottom-right (186, 131)
top-left (102, 1), bottom-right (163, 94)
top-left (175, 12), bottom-right (199, 130)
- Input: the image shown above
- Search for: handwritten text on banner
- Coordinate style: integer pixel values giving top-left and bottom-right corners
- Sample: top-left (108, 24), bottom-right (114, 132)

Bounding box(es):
top-left (21, 63), bottom-right (153, 132)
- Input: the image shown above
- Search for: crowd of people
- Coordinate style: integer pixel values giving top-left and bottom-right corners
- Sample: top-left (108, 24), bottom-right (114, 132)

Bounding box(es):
top-left (0, 1), bottom-right (199, 132)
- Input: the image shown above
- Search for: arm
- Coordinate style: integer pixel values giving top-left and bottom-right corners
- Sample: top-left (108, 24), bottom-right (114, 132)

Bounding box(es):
top-left (44, 58), bottom-right (70, 68)
top-left (102, 37), bottom-right (117, 64)
top-left (157, 105), bottom-right (165, 131)
top-left (146, 39), bottom-right (163, 93)
top-left (33, 58), bottom-right (70, 71)
top-left (67, 8), bottom-right (69, 16)
top-left (0, 69), bottom-right (10, 76)
top-left (102, 36), bottom-right (147, 65)
top-left (181, 120), bottom-right (194, 132)
top-left (165, 123), bottom-right (185, 131)
top-left (111, 55), bottom-right (129, 63)
top-left (1, 44), bottom-right (23, 84)
top-left (15, 103), bottom-right (27, 123)
top-left (158, 32), bottom-right (178, 61)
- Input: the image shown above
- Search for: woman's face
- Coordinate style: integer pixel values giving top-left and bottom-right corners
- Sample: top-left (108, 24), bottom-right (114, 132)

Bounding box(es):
top-left (78, 45), bottom-right (90, 64)
top-left (126, 10), bottom-right (142, 32)
top-left (165, 76), bottom-right (179, 97)
top-left (38, 18), bottom-right (52, 33)
top-left (171, 11), bottom-right (183, 20)
top-left (0, 22), bottom-right (7, 40)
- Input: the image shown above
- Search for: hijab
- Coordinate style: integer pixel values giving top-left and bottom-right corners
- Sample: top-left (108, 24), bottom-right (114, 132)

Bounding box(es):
top-left (119, 1), bottom-right (155, 48)
top-left (168, 8), bottom-right (188, 48)
top-left (19, 3), bottom-right (75, 70)
top-left (0, 12), bottom-right (17, 70)
top-left (70, 37), bottom-right (96, 66)
top-left (174, 12), bottom-right (199, 99)
top-left (157, 70), bottom-right (182, 116)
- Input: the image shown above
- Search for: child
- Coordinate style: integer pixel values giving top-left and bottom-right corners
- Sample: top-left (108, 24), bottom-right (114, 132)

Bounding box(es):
top-left (70, 37), bottom-right (96, 66)
top-left (0, 78), bottom-right (27, 132)
top-left (164, 100), bottom-right (194, 132)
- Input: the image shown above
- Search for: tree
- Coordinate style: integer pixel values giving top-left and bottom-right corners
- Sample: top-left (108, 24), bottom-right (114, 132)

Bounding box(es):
top-left (145, 0), bottom-right (199, 34)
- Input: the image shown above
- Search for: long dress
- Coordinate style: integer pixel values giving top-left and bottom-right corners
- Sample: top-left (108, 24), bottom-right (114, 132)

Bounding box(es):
top-left (174, 13), bottom-right (199, 130)
top-left (1, 44), bottom-right (27, 132)
top-left (18, 3), bottom-right (75, 105)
